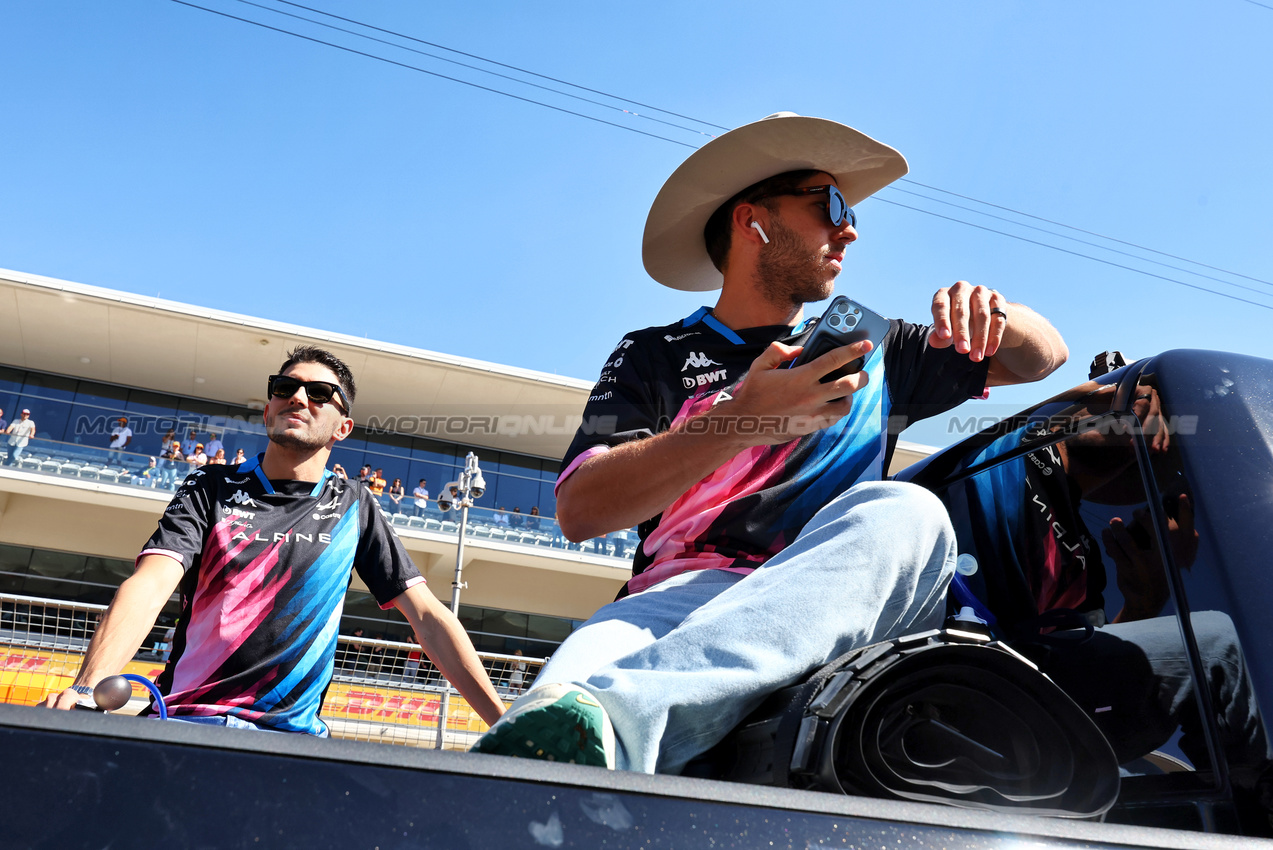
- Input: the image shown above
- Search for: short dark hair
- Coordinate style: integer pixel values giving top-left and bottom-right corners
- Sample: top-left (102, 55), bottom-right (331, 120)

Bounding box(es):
top-left (278, 345), bottom-right (357, 405)
top-left (703, 169), bottom-right (824, 273)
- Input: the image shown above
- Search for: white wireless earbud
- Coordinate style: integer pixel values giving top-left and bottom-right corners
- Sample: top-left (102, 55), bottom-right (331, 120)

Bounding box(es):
top-left (750, 221), bottom-right (770, 244)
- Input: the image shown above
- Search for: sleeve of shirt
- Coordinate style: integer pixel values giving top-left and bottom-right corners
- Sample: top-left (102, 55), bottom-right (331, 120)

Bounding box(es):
top-left (558, 333), bottom-right (664, 484)
top-left (352, 488), bottom-right (425, 610)
top-left (137, 471), bottom-right (216, 571)
top-left (884, 319), bottom-right (991, 428)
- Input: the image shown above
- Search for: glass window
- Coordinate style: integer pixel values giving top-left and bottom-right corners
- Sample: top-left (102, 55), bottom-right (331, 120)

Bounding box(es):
top-left (412, 437), bottom-right (460, 466)
top-left (0, 365), bottom-right (25, 396)
top-left (81, 556), bottom-right (135, 588)
top-left (74, 380), bottom-right (130, 410)
top-left (489, 474), bottom-right (539, 515)
top-left (0, 545), bottom-right (32, 595)
top-left (526, 614), bottom-right (572, 646)
top-left (22, 372), bottom-right (77, 403)
top-left (27, 550), bottom-right (87, 585)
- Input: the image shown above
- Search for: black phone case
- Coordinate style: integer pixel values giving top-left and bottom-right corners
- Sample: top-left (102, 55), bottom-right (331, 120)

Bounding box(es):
top-left (790, 296), bottom-right (891, 381)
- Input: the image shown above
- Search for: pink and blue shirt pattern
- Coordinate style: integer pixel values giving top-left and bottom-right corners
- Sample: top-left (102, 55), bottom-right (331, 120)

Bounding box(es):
top-left (559, 307), bottom-right (989, 595)
top-left (140, 454), bottom-right (423, 734)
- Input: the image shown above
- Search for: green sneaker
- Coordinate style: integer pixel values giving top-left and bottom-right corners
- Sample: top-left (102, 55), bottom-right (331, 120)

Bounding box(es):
top-left (471, 683), bottom-right (616, 768)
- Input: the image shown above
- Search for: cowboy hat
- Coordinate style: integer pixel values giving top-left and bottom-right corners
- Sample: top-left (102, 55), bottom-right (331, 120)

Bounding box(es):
top-left (642, 112), bottom-right (908, 292)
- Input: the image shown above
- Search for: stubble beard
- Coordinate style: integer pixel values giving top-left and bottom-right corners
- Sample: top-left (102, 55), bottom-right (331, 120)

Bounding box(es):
top-left (266, 412), bottom-right (334, 453)
top-left (752, 216), bottom-right (837, 309)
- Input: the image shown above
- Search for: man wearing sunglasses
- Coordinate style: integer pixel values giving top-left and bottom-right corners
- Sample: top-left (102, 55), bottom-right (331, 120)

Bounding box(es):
top-left (474, 113), bottom-right (1066, 773)
top-left (46, 345), bottom-right (504, 734)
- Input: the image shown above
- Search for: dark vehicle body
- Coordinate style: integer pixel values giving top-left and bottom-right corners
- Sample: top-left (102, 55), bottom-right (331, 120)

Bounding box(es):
top-left (3, 349), bottom-right (1272, 848)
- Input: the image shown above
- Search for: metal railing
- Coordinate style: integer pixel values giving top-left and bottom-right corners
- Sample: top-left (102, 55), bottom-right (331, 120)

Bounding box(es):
top-left (0, 592), bottom-right (543, 749)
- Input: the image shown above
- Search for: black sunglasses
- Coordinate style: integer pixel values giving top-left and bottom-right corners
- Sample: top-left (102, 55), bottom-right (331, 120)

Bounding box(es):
top-left (763, 184), bottom-right (856, 229)
top-left (267, 374), bottom-right (351, 414)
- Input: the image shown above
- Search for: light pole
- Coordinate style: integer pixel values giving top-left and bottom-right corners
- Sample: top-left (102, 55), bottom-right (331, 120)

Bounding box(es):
top-left (434, 451), bottom-right (486, 749)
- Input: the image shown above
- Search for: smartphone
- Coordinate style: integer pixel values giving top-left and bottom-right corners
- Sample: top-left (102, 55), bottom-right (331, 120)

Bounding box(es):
top-left (788, 296), bottom-right (891, 382)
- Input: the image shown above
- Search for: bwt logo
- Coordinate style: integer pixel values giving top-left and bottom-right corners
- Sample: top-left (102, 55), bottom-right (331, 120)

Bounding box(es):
top-left (681, 352), bottom-right (721, 371)
top-left (683, 369), bottom-right (728, 389)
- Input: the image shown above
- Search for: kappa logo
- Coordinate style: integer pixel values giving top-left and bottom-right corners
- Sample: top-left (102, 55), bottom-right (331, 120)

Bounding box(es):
top-left (226, 490), bottom-right (258, 507)
top-left (681, 352), bottom-right (721, 371)
top-left (682, 369), bottom-right (728, 389)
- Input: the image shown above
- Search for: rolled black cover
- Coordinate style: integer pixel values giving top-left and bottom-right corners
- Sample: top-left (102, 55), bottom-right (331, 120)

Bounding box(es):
top-left (692, 629), bottom-right (1119, 818)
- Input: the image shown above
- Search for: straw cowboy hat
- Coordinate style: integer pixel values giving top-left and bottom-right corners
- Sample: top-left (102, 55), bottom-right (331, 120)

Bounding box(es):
top-left (642, 112), bottom-right (908, 292)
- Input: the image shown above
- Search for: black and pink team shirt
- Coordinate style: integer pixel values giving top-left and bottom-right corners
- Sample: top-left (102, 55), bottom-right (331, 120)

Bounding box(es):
top-left (558, 306), bottom-right (990, 595)
top-left (140, 454), bottom-right (423, 734)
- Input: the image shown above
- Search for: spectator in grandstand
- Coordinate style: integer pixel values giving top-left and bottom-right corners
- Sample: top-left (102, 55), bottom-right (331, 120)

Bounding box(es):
top-left (5, 409), bottom-right (37, 466)
top-left (369, 467), bottom-right (387, 499)
top-left (510, 507), bottom-right (524, 529)
top-left (162, 443), bottom-right (186, 488)
top-left (494, 507), bottom-right (510, 527)
top-left (44, 345), bottom-right (504, 733)
top-left (208, 448), bottom-right (227, 465)
top-left (413, 478), bottom-right (430, 517)
top-left (332, 463), bottom-right (347, 480)
top-left (388, 477), bottom-right (406, 512)
top-left (131, 456), bottom-right (162, 487)
top-left (0, 407), bottom-right (7, 433)
top-left (181, 428), bottom-right (200, 456)
top-left (232, 448), bottom-right (247, 465)
top-left (526, 506), bottom-right (542, 532)
top-left (404, 644), bottom-right (423, 681)
top-left (204, 432), bottom-right (224, 458)
top-left (358, 464), bottom-right (372, 484)
top-left (107, 417), bottom-right (132, 465)
top-left (507, 649), bottom-right (528, 697)
top-left (186, 443), bottom-right (208, 467)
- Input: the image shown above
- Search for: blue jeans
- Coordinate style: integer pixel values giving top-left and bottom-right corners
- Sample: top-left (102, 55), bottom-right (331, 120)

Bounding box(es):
top-left (536, 481), bottom-right (957, 774)
top-left (164, 714), bottom-right (328, 736)
top-left (1027, 611), bottom-right (1270, 773)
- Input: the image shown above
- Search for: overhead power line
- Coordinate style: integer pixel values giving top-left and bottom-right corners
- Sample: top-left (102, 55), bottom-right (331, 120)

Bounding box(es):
top-left (230, 0), bottom-right (719, 140)
top-left (268, 0), bottom-right (730, 131)
top-left (166, 0), bottom-right (1273, 310)
top-left (900, 179), bottom-right (1273, 289)
top-left (886, 185), bottom-right (1273, 299)
top-left (167, 0), bottom-right (698, 149)
top-left (877, 198), bottom-right (1273, 311)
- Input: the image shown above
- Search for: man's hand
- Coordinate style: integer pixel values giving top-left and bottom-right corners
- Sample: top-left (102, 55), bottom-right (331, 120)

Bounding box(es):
top-left (43, 686), bottom-right (89, 710)
top-left (929, 280), bottom-right (1067, 386)
top-left (710, 339), bottom-right (873, 446)
top-left (928, 281), bottom-right (1007, 363)
top-left (40, 554), bottom-right (181, 711)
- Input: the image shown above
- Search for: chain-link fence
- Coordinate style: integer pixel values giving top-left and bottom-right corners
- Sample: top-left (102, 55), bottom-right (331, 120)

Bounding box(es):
top-left (0, 592), bottom-right (543, 749)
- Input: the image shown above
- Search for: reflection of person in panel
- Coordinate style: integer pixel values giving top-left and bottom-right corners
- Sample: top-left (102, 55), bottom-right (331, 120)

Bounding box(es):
top-left (958, 381), bottom-right (1267, 780)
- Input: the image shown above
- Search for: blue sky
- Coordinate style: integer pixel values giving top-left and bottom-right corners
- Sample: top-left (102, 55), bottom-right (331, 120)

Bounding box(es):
top-left (3, 1), bottom-right (1271, 448)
